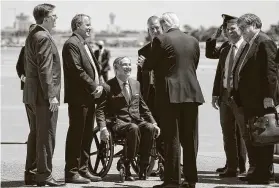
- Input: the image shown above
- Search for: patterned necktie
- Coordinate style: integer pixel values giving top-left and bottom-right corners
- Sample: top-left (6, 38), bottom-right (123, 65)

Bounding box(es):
top-left (123, 82), bottom-right (131, 103)
top-left (227, 44), bottom-right (236, 92)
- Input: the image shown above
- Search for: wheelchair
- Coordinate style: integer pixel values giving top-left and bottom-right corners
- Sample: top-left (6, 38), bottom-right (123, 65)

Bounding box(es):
top-left (88, 124), bottom-right (165, 182)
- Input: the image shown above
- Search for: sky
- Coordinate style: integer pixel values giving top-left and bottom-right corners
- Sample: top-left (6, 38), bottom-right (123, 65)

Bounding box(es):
top-left (1, 0), bottom-right (279, 32)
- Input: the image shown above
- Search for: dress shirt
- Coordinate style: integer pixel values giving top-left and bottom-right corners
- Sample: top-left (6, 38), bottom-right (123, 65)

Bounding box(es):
top-left (84, 44), bottom-right (100, 85)
top-left (116, 77), bottom-right (131, 100)
top-left (223, 37), bottom-right (244, 88)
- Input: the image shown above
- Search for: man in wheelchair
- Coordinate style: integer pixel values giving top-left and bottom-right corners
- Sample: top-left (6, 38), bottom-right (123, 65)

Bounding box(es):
top-left (96, 56), bottom-right (161, 181)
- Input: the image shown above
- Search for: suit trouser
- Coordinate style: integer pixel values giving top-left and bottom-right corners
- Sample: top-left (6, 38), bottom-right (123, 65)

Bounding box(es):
top-left (219, 96), bottom-right (247, 171)
top-left (25, 104), bottom-right (37, 172)
top-left (113, 121), bottom-right (154, 166)
top-left (25, 104), bottom-right (58, 182)
top-left (243, 111), bottom-right (274, 180)
top-left (146, 85), bottom-right (165, 158)
top-left (65, 104), bottom-right (95, 177)
top-left (159, 102), bottom-right (199, 185)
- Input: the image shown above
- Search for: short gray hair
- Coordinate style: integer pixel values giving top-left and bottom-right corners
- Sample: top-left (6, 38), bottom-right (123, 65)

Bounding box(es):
top-left (113, 56), bottom-right (130, 69)
top-left (71, 14), bottom-right (90, 32)
top-left (160, 12), bottom-right (180, 30)
top-left (147, 15), bottom-right (160, 26)
top-left (237, 13), bottom-right (262, 29)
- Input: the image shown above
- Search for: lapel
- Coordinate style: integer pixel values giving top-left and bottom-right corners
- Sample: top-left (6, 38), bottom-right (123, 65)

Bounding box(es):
top-left (73, 33), bottom-right (96, 71)
top-left (128, 78), bottom-right (137, 98)
top-left (239, 34), bottom-right (260, 73)
top-left (232, 40), bottom-right (247, 71)
top-left (111, 77), bottom-right (128, 104)
top-left (220, 46), bottom-right (231, 76)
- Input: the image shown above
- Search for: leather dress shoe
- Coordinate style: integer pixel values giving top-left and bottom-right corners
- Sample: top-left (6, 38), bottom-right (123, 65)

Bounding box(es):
top-left (37, 177), bottom-right (65, 187)
top-left (80, 172), bottom-right (102, 182)
top-left (125, 168), bottom-right (135, 182)
top-left (153, 183), bottom-right (180, 188)
top-left (24, 171), bottom-right (36, 185)
top-left (216, 166), bottom-right (227, 173)
top-left (219, 169), bottom-right (237, 178)
top-left (65, 174), bottom-right (90, 184)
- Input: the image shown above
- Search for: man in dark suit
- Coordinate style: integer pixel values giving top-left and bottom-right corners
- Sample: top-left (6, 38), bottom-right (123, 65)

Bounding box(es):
top-left (233, 13), bottom-right (278, 184)
top-left (94, 40), bottom-right (111, 82)
top-left (148, 13), bottom-right (204, 188)
top-left (16, 24), bottom-right (36, 144)
top-left (212, 17), bottom-right (247, 177)
top-left (23, 4), bottom-right (64, 186)
top-left (96, 56), bottom-right (160, 181)
top-left (137, 16), bottom-right (164, 177)
top-left (62, 14), bottom-right (104, 184)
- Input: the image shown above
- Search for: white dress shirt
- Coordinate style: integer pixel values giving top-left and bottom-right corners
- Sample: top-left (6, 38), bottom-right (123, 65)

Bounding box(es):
top-left (84, 44), bottom-right (100, 85)
top-left (223, 37), bottom-right (244, 88)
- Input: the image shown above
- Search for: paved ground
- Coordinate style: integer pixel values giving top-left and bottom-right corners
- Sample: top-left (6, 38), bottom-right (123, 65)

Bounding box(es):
top-left (1, 47), bottom-right (279, 188)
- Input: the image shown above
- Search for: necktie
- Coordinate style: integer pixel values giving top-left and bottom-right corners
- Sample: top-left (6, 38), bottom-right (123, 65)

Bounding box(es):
top-left (227, 44), bottom-right (236, 92)
top-left (123, 82), bottom-right (131, 103)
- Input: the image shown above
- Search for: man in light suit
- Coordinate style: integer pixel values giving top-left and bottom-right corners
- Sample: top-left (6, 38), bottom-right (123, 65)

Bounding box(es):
top-left (212, 16), bottom-right (247, 178)
top-left (62, 14), bottom-right (104, 184)
top-left (233, 13), bottom-right (278, 185)
top-left (94, 40), bottom-right (111, 82)
top-left (96, 57), bottom-right (160, 181)
top-left (148, 13), bottom-right (204, 188)
top-left (23, 3), bottom-right (64, 186)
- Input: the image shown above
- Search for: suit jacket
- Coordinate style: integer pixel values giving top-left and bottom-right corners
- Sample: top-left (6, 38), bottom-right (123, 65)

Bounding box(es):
top-left (23, 25), bottom-right (61, 105)
top-left (16, 46), bottom-right (25, 90)
top-left (137, 42), bottom-right (152, 102)
top-left (93, 48), bottom-right (111, 74)
top-left (149, 28), bottom-right (204, 104)
top-left (96, 77), bottom-right (156, 129)
top-left (233, 32), bottom-right (278, 117)
top-left (212, 40), bottom-right (247, 97)
top-left (62, 32), bottom-right (102, 105)
top-left (205, 38), bottom-right (230, 59)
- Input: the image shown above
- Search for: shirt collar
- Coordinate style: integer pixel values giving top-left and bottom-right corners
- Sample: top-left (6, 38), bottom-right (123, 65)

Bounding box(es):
top-left (37, 25), bottom-right (51, 35)
top-left (116, 77), bottom-right (129, 88)
top-left (232, 37), bottom-right (244, 49)
top-left (249, 31), bottom-right (260, 45)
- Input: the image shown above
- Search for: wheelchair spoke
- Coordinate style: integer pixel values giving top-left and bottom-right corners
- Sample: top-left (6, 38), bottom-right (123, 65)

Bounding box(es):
top-left (90, 151), bottom-right (98, 156)
top-left (100, 157), bottom-right (107, 168)
top-left (94, 135), bottom-right (100, 150)
top-left (94, 155), bottom-right (101, 172)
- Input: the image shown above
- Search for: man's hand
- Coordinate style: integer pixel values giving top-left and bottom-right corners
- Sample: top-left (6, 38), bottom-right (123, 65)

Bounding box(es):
top-left (153, 123), bottom-right (161, 138)
top-left (100, 127), bottom-right (110, 142)
top-left (93, 86), bottom-right (103, 99)
top-left (212, 96), bottom-right (219, 110)
top-left (264, 97), bottom-right (274, 109)
top-left (20, 75), bottom-right (26, 83)
top-left (212, 26), bottom-right (222, 39)
top-left (49, 97), bottom-right (59, 112)
top-left (137, 55), bottom-right (146, 68)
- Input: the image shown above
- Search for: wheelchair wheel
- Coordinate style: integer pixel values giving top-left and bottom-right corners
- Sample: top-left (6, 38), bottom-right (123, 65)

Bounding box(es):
top-left (131, 140), bottom-right (164, 176)
top-left (88, 127), bottom-right (114, 178)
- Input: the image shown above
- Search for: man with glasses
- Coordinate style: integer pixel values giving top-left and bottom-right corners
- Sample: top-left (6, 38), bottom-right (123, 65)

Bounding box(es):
top-left (233, 13), bottom-right (278, 185)
top-left (23, 3), bottom-right (64, 186)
